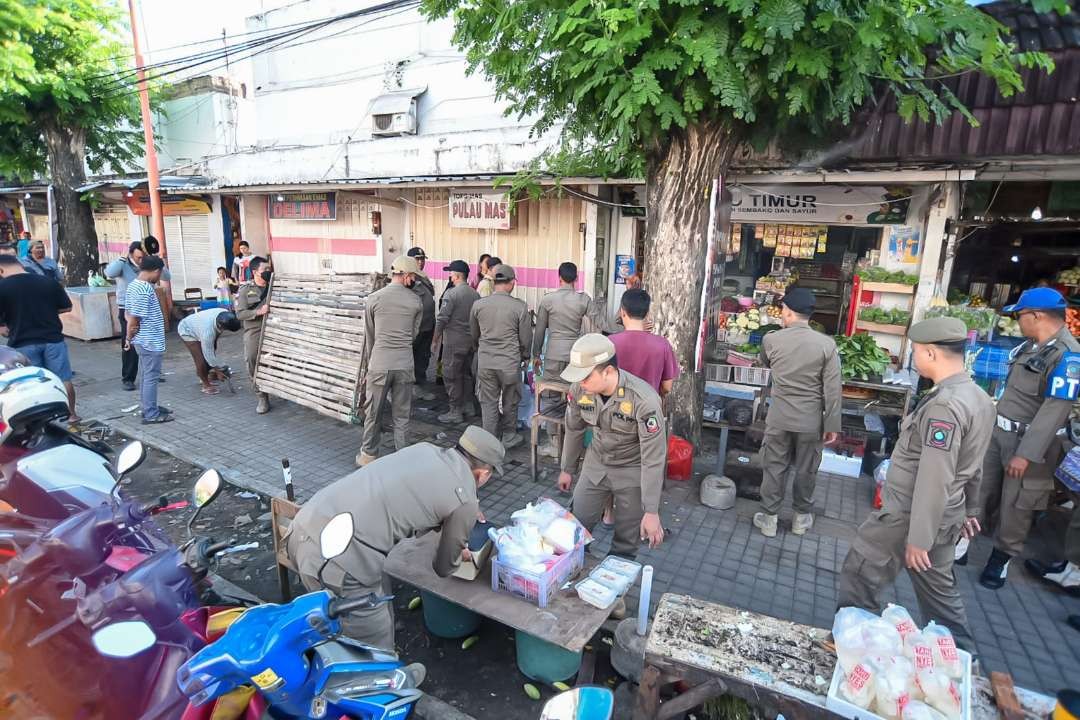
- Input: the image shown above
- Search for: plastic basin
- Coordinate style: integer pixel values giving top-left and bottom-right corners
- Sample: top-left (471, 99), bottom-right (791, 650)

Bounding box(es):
top-left (420, 592), bottom-right (480, 639)
top-left (515, 630), bottom-right (582, 683)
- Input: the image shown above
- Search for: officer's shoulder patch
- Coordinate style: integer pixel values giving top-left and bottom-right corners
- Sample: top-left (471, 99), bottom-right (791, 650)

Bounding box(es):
top-left (925, 419), bottom-right (956, 451)
top-left (644, 415), bottom-right (661, 434)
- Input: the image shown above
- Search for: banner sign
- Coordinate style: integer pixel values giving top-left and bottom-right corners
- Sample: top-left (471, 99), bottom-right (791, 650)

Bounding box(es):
top-left (126, 193), bottom-right (211, 216)
top-left (448, 190), bottom-right (510, 230)
top-left (730, 185), bottom-right (911, 225)
top-left (269, 192), bottom-right (336, 221)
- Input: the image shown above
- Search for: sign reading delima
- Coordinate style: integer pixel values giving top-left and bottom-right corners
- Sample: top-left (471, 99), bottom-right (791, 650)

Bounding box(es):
top-left (269, 192), bottom-right (337, 221)
top-left (730, 185), bottom-right (912, 225)
top-left (449, 190), bottom-right (510, 230)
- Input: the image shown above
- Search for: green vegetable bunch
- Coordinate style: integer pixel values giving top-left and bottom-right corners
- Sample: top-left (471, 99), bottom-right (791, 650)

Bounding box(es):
top-left (859, 307), bottom-right (911, 325)
top-left (734, 343), bottom-right (761, 354)
top-left (834, 333), bottom-right (891, 380)
top-left (925, 305), bottom-right (995, 335)
top-left (858, 268), bottom-right (919, 285)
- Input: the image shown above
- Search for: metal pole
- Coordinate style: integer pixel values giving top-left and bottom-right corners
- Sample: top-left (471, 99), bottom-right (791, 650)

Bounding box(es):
top-left (126, 0), bottom-right (167, 259)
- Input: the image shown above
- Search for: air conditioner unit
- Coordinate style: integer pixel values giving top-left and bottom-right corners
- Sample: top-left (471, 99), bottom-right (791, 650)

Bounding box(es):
top-left (372, 102), bottom-right (417, 137)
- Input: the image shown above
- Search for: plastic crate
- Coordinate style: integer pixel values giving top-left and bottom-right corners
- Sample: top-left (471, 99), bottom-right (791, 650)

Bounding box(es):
top-left (732, 366), bottom-right (771, 386)
top-left (705, 363), bottom-right (733, 383)
top-left (726, 350), bottom-right (757, 367)
top-left (491, 542), bottom-right (585, 607)
top-left (971, 341), bottom-right (1014, 380)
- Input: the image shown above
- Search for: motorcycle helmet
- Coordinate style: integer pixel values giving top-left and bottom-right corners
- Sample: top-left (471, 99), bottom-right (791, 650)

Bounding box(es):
top-left (0, 366), bottom-right (70, 443)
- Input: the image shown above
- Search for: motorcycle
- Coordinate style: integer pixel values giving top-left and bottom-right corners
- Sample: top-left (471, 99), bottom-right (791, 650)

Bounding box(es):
top-left (1, 467), bottom-right (251, 718)
top-left (0, 364), bottom-right (119, 519)
top-left (539, 686), bottom-right (614, 720)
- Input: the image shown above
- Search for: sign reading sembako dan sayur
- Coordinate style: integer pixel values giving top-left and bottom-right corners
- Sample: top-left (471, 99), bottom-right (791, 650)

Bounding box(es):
top-left (730, 185), bottom-right (912, 225)
top-left (448, 190), bottom-right (511, 230)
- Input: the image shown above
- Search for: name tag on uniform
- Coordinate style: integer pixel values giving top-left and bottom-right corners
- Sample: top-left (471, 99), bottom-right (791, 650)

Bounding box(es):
top-left (1046, 352), bottom-right (1080, 401)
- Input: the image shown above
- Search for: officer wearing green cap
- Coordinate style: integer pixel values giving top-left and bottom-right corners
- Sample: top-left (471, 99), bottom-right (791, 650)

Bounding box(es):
top-left (469, 263), bottom-right (533, 449)
top-left (286, 425), bottom-right (504, 649)
top-left (838, 317), bottom-right (994, 651)
top-left (557, 333), bottom-right (668, 557)
top-left (965, 286), bottom-right (1080, 589)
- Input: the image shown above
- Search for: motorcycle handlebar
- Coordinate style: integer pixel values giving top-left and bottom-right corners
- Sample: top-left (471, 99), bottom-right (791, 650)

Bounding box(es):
top-left (327, 593), bottom-right (394, 619)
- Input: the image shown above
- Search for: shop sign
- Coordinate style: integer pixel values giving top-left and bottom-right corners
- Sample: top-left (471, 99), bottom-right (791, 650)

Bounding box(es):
top-left (614, 255), bottom-right (636, 284)
top-left (126, 193), bottom-right (211, 216)
top-left (730, 185), bottom-right (911, 225)
top-left (22, 196), bottom-right (47, 214)
top-left (448, 190), bottom-right (510, 230)
top-left (269, 192), bottom-right (336, 221)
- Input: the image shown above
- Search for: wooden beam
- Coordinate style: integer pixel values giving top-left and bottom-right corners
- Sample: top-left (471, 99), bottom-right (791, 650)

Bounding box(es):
top-left (657, 679), bottom-right (727, 720)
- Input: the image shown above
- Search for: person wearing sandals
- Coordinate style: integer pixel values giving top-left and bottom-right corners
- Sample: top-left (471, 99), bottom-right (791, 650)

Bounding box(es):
top-left (177, 308), bottom-right (242, 395)
top-left (124, 256), bottom-right (172, 424)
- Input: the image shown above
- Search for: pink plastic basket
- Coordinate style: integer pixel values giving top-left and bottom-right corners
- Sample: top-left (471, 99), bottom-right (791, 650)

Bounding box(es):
top-left (491, 543), bottom-right (585, 607)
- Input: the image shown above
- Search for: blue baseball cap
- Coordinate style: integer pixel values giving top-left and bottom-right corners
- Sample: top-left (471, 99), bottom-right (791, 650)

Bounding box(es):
top-left (1002, 287), bottom-right (1068, 313)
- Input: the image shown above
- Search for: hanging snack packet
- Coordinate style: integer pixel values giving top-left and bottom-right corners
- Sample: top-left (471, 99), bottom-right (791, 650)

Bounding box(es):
top-left (922, 622), bottom-right (963, 678)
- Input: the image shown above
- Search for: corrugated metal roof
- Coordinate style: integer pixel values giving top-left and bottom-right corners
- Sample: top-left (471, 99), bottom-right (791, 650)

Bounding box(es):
top-left (852, 0), bottom-right (1080, 163)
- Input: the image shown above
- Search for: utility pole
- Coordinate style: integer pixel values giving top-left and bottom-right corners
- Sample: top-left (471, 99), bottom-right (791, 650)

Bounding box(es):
top-left (127, 0), bottom-right (167, 259)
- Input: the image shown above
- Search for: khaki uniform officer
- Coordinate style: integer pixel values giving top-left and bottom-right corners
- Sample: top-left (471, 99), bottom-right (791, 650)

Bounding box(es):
top-left (557, 334), bottom-right (667, 558)
top-left (754, 287), bottom-right (842, 538)
top-left (469, 264), bottom-right (533, 450)
top-left (286, 426), bottom-right (505, 650)
top-left (356, 255), bottom-right (422, 467)
top-left (969, 287), bottom-right (1080, 589)
top-left (839, 318), bottom-right (994, 652)
top-left (532, 261), bottom-right (591, 380)
top-left (407, 246), bottom-right (437, 401)
top-left (234, 256), bottom-right (273, 414)
top-left (434, 260), bottom-right (480, 423)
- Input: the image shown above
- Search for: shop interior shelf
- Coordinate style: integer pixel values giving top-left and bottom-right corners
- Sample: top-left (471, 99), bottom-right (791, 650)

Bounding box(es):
top-left (855, 320), bottom-right (908, 335)
top-left (861, 281), bottom-right (916, 294)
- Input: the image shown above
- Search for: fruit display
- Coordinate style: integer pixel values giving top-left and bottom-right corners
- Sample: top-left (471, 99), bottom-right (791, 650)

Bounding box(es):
top-left (764, 304), bottom-right (783, 320)
top-left (967, 295), bottom-right (987, 308)
top-left (1057, 266), bottom-right (1080, 285)
top-left (1068, 307), bottom-right (1080, 336)
top-left (834, 333), bottom-right (892, 381)
top-left (732, 307), bottom-right (762, 331)
top-left (858, 307), bottom-right (911, 326)
top-left (858, 267), bottom-right (919, 285)
top-left (996, 315), bottom-right (1022, 337)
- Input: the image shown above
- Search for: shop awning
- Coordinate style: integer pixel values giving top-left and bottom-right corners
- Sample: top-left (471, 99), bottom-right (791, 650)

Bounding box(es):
top-left (76, 175), bottom-right (214, 193)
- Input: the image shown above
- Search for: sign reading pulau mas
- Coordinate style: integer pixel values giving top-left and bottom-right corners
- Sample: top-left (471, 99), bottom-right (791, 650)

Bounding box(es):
top-left (269, 192), bottom-right (337, 221)
top-left (729, 184), bottom-right (912, 225)
top-left (448, 190), bottom-right (511, 230)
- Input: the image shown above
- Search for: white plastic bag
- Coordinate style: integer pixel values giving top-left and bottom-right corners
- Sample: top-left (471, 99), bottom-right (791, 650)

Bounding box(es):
top-left (542, 517), bottom-right (580, 553)
top-left (905, 632), bottom-right (936, 671)
top-left (916, 667), bottom-right (962, 720)
top-left (903, 700), bottom-right (948, 720)
top-left (873, 661), bottom-right (913, 720)
top-left (883, 604), bottom-right (920, 642)
top-left (833, 607), bottom-right (878, 672)
top-left (864, 617), bottom-right (904, 658)
top-left (922, 622), bottom-right (963, 678)
top-left (840, 659), bottom-right (878, 709)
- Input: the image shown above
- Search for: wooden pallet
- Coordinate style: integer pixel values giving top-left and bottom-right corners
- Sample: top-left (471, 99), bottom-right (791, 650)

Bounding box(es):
top-left (253, 272), bottom-right (386, 423)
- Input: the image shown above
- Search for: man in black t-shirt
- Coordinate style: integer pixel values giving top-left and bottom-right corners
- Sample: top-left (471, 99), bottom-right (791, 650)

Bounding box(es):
top-left (0, 254), bottom-right (79, 421)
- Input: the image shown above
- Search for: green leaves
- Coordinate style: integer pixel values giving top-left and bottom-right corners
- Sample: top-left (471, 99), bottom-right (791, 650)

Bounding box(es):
top-left (834, 333), bottom-right (892, 381)
top-left (422, 0), bottom-right (1054, 182)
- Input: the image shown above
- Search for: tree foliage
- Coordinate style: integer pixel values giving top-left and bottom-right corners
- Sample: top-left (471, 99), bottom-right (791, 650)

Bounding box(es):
top-left (424, 0), bottom-right (1061, 177)
top-left (0, 0), bottom-right (143, 182)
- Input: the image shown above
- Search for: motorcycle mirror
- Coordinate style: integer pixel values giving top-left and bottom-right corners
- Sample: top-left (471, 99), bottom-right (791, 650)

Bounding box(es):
top-left (115, 441), bottom-right (147, 479)
top-left (91, 620), bottom-right (157, 658)
top-left (320, 512), bottom-right (354, 560)
top-left (187, 469), bottom-right (224, 536)
top-left (540, 687), bottom-right (614, 720)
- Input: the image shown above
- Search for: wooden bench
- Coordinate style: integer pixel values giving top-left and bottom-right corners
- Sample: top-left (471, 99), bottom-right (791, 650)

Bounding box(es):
top-left (270, 496), bottom-right (301, 602)
top-left (531, 373), bottom-right (571, 482)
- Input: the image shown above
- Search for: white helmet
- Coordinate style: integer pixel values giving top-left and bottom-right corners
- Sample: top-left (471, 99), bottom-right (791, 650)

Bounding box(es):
top-left (0, 366), bottom-right (70, 443)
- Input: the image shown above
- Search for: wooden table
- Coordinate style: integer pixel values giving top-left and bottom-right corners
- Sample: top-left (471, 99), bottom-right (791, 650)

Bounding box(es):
top-left (383, 532), bottom-right (607, 653)
top-left (634, 594), bottom-right (1057, 720)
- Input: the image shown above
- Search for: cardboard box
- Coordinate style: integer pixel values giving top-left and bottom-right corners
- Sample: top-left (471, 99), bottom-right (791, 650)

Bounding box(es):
top-left (453, 522), bottom-right (495, 581)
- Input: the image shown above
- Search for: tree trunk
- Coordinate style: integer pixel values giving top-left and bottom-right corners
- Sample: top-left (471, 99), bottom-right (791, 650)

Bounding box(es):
top-left (643, 121), bottom-right (738, 447)
top-left (42, 122), bottom-right (99, 286)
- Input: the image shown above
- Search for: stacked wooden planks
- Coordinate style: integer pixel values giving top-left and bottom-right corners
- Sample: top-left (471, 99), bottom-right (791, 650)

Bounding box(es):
top-left (254, 272), bottom-right (386, 423)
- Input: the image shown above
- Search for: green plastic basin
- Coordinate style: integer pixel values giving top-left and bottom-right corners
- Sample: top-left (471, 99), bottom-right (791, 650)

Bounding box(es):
top-left (515, 629), bottom-right (582, 683)
top-left (420, 591), bottom-right (481, 639)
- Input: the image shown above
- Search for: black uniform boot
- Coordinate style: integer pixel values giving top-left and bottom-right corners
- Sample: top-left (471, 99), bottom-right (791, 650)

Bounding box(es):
top-left (979, 548), bottom-right (1012, 590)
top-left (1024, 557), bottom-right (1067, 578)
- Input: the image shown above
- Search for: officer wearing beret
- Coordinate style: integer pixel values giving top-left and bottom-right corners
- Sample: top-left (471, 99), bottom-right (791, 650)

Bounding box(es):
top-left (287, 425), bottom-right (505, 649)
top-left (754, 287), bottom-right (843, 538)
top-left (964, 287), bottom-right (1080, 589)
top-left (838, 317), bottom-right (994, 651)
top-left (557, 334), bottom-right (668, 557)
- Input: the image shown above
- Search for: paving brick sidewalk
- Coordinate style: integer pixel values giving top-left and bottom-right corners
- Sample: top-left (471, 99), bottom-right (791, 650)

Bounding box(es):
top-left (66, 332), bottom-right (1078, 693)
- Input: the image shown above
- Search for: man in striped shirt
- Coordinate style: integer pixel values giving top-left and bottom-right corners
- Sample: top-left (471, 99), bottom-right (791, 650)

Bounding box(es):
top-left (124, 256), bottom-right (172, 424)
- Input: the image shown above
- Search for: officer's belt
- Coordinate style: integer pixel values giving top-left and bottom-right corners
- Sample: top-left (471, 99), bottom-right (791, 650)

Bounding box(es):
top-left (996, 414), bottom-right (1029, 434)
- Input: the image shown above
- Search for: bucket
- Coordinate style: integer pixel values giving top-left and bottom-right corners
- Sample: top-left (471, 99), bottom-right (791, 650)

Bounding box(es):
top-left (515, 630), bottom-right (582, 683)
top-left (420, 591), bottom-right (480, 639)
top-left (700, 475), bottom-right (736, 510)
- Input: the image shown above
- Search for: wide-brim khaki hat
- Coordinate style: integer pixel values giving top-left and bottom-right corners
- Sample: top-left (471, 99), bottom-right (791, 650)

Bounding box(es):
top-left (561, 333), bottom-right (616, 383)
